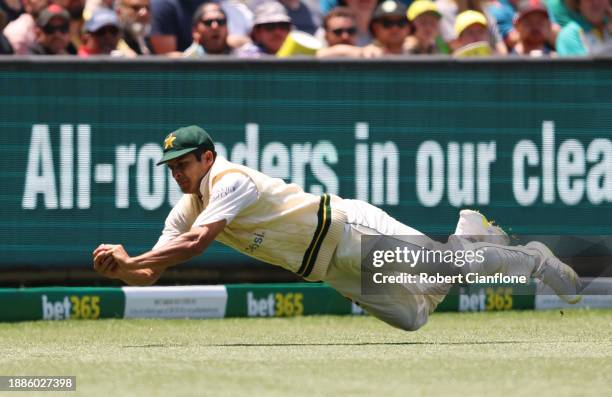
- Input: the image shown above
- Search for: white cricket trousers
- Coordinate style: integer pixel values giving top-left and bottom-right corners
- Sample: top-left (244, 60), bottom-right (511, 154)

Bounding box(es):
top-left (323, 199), bottom-right (539, 331)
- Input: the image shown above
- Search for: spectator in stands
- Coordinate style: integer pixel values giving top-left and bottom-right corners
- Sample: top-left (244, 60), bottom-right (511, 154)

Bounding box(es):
top-left (511, 0), bottom-right (555, 55)
top-left (184, 2), bottom-right (234, 56)
top-left (436, 0), bottom-right (507, 53)
top-left (556, 0), bottom-right (611, 55)
top-left (52, 0), bottom-right (86, 50)
top-left (237, 1), bottom-right (291, 57)
top-left (484, 0), bottom-right (516, 42)
top-left (78, 7), bottom-right (120, 55)
top-left (323, 5), bottom-right (357, 45)
top-left (115, 0), bottom-right (152, 55)
top-left (368, 0), bottom-right (411, 55)
top-left (83, 0), bottom-right (113, 20)
top-left (0, 30), bottom-right (13, 53)
top-left (486, 0), bottom-right (559, 50)
top-left (0, 7), bottom-right (6, 29)
top-left (3, 0), bottom-right (48, 54)
top-left (149, 0), bottom-right (252, 54)
top-left (341, 0), bottom-right (378, 45)
top-left (277, 0), bottom-right (320, 34)
top-left (316, 5), bottom-right (383, 56)
top-left (1, 0), bottom-right (23, 23)
top-left (545, 0), bottom-right (587, 28)
top-left (405, 0), bottom-right (447, 53)
top-left (0, 6), bottom-right (13, 53)
top-left (29, 4), bottom-right (76, 53)
top-left (455, 9), bottom-right (488, 44)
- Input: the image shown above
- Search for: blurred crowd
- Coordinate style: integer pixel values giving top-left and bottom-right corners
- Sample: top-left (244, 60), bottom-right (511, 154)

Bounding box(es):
top-left (0, 0), bottom-right (610, 57)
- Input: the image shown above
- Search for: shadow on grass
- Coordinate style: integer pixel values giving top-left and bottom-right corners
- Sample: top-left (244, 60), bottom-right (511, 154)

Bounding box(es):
top-left (122, 341), bottom-right (547, 348)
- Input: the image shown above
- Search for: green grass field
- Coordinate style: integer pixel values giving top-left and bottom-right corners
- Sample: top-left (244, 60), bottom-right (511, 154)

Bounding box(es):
top-left (1, 309), bottom-right (612, 397)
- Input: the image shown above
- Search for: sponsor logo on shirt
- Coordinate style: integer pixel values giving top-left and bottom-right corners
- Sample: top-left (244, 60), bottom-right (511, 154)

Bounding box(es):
top-left (244, 232), bottom-right (265, 254)
top-left (211, 182), bottom-right (238, 202)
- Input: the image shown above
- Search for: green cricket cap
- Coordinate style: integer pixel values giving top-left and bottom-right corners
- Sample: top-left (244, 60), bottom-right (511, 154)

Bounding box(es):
top-left (156, 125), bottom-right (215, 165)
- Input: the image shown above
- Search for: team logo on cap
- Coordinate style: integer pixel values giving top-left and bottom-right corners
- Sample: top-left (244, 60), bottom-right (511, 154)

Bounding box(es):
top-left (382, 0), bottom-right (398, 12)
top-left (164, 133), bottom-right (176, 150)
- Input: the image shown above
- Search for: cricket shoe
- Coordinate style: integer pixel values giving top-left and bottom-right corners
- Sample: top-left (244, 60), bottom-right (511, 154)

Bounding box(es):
top-left (454, 209), bottom-right (510, 246)
top-left (527, 241), bottom-right (583, 304)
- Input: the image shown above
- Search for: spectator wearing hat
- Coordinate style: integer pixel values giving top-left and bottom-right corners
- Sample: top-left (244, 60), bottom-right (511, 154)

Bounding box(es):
top-left (29, 4), bottom-right (77, 54)
top-left (511, 0), bottom-right (555, 55)
top-left (78, 7), bottom-right (120, 56)
top-left (435, 0), bottom-right (507, 53)
top-left (453, 9), bottom-right (494, 52)
top-left (405, 0), bottom-right (448, 54)
top-left (316, 5), bottom-right (383, 57)
top-left (184, 2), bottom-right (234, 56)
top-left (237, 1), bottom-right (292, 57)
top-left (556, 0), bottom-right (611, 55)
top-left (53, 0), bottom-right (86, 49)
top-left (3, 0), bottom-right (49, 54)
top-left (485, 0), bottom-right (560, 50)
top-left (149, 0), bottom-right (252, 54)
top-left (115, 0), bottom-right (153, 55)
top-left (368, 0), bottom-right (411, 55)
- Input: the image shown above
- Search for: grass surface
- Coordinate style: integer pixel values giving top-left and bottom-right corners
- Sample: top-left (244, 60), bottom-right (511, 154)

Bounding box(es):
top-left (1, 309), bottom-right (612, 397)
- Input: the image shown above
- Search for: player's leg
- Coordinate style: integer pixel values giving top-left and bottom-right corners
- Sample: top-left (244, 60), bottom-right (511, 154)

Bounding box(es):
top-left (325, 199), bottom-right (451, 331)
top-left (456, 238), bottom-right (582, 303)
top-left (325, 221), bottom-right (438, 331)
top-left (453, 210), bottom-right (581, 303)
top-left (326, 200), bottom-right (582, 331)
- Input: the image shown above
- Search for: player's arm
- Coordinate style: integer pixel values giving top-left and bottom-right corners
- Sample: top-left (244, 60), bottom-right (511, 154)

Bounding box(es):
top-left (92, 257), bottom-right (165, 286)
top-left (125, 220), bottom-right (226, 269)
top-left (120, 171), bottom-right (257, 271)
top-left (94, 218), bottom-right (225, 266)
top-left (93, 220), bottom-right (225, 285)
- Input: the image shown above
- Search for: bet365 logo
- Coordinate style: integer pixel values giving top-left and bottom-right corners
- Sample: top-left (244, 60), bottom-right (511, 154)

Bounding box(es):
top-left (459, 287), bottom-right (513, 312)
top-left (41, 294), bottom-right (101, 320)
top-left (247, 292), bottom-right (304, 317)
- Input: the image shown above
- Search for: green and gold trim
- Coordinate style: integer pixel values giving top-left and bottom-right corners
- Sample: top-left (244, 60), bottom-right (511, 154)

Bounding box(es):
top-left (298, 194), bottom-right (332, 278)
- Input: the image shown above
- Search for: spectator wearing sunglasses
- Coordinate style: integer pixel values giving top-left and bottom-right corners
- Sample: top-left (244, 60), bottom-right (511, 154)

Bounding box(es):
top-left (322, 6), bottom-right (357, 45)
top-left (29, 4), bottom-right (76, 54)
top-left (368, 0), bottom-right (411, 55)
top-left (237, 1), bottom-right (292, 57)
top-left (149, 0), bottom-right (252, 54)
top-left (78, 7), bottom-right (121, 56)
top-left (184, 2), bottom-right (234, 56)
top-left (53, 0), bottom-right (86, 51)
top-left (316, 6), bottom-right (383, 57)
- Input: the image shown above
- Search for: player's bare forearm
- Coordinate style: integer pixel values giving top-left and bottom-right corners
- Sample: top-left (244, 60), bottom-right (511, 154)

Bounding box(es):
top-left (127, 219), bottom-right (226, 270)
top-left (117, 267), bottom-right (163, 286)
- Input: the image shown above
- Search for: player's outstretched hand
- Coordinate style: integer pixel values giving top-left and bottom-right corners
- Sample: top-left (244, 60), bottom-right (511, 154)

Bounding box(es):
top-left (107, 244), bottom-right (133, 270)
top-left (93, 244), bottom-right (120, 279)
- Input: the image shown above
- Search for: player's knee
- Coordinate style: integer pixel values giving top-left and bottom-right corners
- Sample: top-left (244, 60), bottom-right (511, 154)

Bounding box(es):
top-left (394, 313), bottom-right (428, 332)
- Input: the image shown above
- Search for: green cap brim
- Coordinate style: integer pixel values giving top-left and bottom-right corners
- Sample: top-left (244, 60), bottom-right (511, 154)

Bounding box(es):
top-left (156, 147), bottom-right (199, 166)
